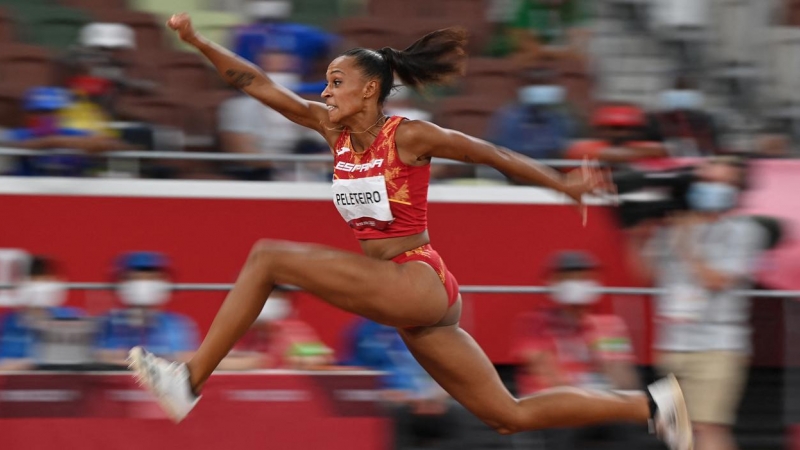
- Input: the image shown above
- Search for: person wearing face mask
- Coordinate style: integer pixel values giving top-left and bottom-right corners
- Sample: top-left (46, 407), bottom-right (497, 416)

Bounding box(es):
top-left (483, 79), bottom-right (576, 182)
top-left (217, 287), bottom-right (333, 370)
top-left (0, 255), bottom-right (84, 371)
top-left (218, 45), bottom-right (328, 181)
top-left (511, 251), bottom-right (644, 450)
top-left (628, 157), bottom-right (768, 450)
top-left (650, 78), bottom-right (721, 157)
top-left (565, 103), bottom-right (669, 164)
top-left (94, 252), bottom-right (198, 367)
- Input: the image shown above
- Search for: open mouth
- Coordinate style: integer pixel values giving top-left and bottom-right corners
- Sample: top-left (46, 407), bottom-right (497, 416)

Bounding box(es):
top-left (327, 105), bottom-right (337, 111)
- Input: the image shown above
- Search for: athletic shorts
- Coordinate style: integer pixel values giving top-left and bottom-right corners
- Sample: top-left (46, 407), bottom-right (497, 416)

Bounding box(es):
top-left (656, 350), bottom-right (750, 425)
top-left (391, 244), bottom-right (459, 307)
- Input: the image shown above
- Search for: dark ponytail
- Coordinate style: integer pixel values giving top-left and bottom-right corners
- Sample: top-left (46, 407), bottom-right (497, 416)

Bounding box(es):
top-left (342, 28), bottom-right (468, 104)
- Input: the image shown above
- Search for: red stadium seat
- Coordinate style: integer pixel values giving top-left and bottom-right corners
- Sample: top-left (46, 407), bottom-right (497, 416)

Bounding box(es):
top-left (434, 95), bottom-right (506, 138)
top-left (0, 7), bottom-right (19, 44)
top-left (57, 0), bottom-right (129, 12)
top-left (463, 57), bottom-right (522, 102)
top-left (0, 44), bottom-right (55, 89)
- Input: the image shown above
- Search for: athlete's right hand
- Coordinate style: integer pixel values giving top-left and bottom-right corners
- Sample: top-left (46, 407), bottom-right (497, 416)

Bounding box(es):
top-left (167, 13), bottom-right (197, 43)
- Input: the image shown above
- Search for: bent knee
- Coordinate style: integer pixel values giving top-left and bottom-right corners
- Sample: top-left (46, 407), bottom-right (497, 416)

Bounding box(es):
top-left (248, 239), bottom-right (292, 266)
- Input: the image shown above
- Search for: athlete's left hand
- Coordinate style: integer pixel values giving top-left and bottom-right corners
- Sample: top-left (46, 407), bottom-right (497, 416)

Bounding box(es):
top-left (562, 157), bottom-right (616, 227)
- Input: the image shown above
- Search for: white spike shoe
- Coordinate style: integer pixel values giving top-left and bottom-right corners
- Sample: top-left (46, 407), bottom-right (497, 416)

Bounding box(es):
top-left (648, 374), bottom-right (694, 450)
top-left (127, 346), bottom-right (200, 423)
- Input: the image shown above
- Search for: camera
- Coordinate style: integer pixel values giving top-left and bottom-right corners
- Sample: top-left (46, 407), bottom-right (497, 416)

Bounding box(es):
top-left (611, 165), bottom-right (698, 228)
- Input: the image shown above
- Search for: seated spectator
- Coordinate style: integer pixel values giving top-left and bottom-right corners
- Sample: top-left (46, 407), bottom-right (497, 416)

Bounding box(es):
top-left (94, 252), bottom-right (198, 367)
top-left (343, 318), bottom-right (456, 449)
top-left (0, 249), bottom-right (30, 308)
top-left (565, 103), bottom-right (668, 163)
top-left (217, 287), bottom-right (333, 370)
top-left (512, 251), bottom-right (644, 450)
top-left (651, 78), bottom-right (721, 157)
top-left (508, 0), bottom-right (591, 68)
top-left (488, 82), bottom-right (576, 159)
top-left (1, 87), bottom-right (133, 176)
top-left (233, 1), bottom-right (340, 79)
top-left (218, 46), bottom-right (327, 181)
top-left (0, 255), bottom-right (83, 371)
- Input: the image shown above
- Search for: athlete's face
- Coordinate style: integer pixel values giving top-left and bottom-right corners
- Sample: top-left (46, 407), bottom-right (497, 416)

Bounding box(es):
top-left (321, 56), bottom-right (379, 124)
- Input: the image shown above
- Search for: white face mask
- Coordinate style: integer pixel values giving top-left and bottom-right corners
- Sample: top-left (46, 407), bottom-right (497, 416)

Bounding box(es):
top-left (17, 281), bottom-right (68, 308)
top-left (266, 72), bottom-right (300, 91)
top-left (518, 85), bottom-right (565, 106)
top-left (660, 89), bottom-right (704, 110)
top-left (687, 181), bottom-right (739, 212)
top-left (551, 280), bottom-right (601, 305)
top-left (256, 297), bottom-right (291, 323)
top-left (117, 280), bottom-right (171, 307)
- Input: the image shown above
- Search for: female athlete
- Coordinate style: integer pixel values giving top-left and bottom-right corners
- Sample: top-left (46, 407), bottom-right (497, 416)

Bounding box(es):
top-left (129, 13), bottom-right (692, 450)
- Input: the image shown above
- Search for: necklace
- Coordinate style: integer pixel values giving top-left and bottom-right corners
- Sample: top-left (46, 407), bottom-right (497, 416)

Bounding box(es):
top-left (325, 115), bottom-right (387, 134)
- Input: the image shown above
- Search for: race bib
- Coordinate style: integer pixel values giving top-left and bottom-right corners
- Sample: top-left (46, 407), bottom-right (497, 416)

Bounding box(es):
top-left (332, 176), bottom-right (394, 230)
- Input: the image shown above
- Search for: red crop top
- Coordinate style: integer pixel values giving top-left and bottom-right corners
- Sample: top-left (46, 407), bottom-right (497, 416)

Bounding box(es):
top-left (331, 116), bottom-right (430, 240)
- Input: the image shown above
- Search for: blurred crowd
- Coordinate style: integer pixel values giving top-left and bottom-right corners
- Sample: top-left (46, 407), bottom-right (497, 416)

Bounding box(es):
top-left (0, 0), bottom-right (796, 449)
top-left (0, 161), bottom-right (783, 448)
top-left (0, 0), bottom-right (796, 180)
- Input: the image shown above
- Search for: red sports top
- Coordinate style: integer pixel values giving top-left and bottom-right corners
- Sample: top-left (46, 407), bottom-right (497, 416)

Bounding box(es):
top-left (331, 116), bottom-right (430, 239)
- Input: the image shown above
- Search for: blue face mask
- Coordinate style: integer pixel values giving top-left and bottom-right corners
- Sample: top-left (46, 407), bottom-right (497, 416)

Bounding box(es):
top-left (660, 90), bottom-right (704, 110)
top-left (518, 85), bottom-right (565, 106)
top-left (687, 182), bottom-right (738, 212)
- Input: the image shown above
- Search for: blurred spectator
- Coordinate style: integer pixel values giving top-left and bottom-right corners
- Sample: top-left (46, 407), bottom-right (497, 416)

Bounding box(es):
top-left (565, 103), bottom-right (668, 163)
top-left (94, 252), bottom-right (198, 367)
top-left (218, 47), bottom-right (326, 181)
top-left (233, 1), bottom-right (340, 79)
top-left (488, 82), bottom-right (575, 160)
top-left (343, 318), bottom-right (456, 449)
top-left (650, 78), bottom-right (722, 157)
top-left (511, 250), bottom-right (643, 450)
top-left (508, 0), bottom-right (591, 67)
top-left (217, 287), bottom-right (333, 370)
top-left (0, 255), bottom-right (83, 371)
top-left (0, 87), bottom-right (133, 176)
top-left (0, 249), bottom-right (30, 308)
top-left (627, 157), bottom-right (768, 450)
top-left (68, 23), bottom-right (155, 99)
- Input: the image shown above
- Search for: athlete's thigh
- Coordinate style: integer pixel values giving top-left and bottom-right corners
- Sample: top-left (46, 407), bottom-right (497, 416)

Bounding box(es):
top-left (397, 321), bottom-right (517, 427)
top-left (260, 240), bottom-right (449, 327)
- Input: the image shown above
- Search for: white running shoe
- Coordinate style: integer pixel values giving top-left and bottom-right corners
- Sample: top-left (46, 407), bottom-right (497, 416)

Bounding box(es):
top-left (648, 374), bottom-right (693, 450)
top-left (127, 346), bottom-right (200, 423)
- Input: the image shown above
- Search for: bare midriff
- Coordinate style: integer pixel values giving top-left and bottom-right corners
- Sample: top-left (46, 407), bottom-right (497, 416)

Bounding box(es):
top-left (358, 230), bottom-right (430, 260)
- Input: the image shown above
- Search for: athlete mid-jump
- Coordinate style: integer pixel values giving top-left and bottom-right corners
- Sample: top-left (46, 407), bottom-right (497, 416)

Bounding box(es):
top-left (129, 14), bottom-right (692, 450)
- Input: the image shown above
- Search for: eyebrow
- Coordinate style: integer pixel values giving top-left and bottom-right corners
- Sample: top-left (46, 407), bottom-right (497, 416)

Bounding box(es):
top-left (330, 69), bottom-right (345, 75)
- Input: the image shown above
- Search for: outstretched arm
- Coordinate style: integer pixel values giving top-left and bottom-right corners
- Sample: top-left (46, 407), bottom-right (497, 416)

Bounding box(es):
top-left (396, 120), bottom-right (607, 205)
top-left (167, 14), bottom-right (333, 139)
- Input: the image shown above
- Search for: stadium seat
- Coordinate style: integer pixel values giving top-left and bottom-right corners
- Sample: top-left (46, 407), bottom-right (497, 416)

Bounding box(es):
top-left (157, 50), bottom-right (216, 93)
top-left (91, 9), bottom-right (164, 50)
top-left (651, 0), bottom-right (711, 30)
top-left (290, 0), bottom-right (341, 29)
top-left (0, 44), bottom-right (56, 89)
top-left (9, 4), bottom-right (93, 50)
top-left (763, 27), bottom-right (800, 109)
top-left (434, 95), bottom-right (506, 138)
top-left (0, 85), bottom-right (28, 128)
top-left (463, 57), bottom-right (522, 101)
top-left (56, 0), bottom-right (129, 11)
top-left (710, 0), bottom-right (772, 74)
top-left (0, 8), bottom-right (19, 44)
top-left (337, 17), bottom-right (410, 50)
top-left (116, 94), bottom-right (186, 129)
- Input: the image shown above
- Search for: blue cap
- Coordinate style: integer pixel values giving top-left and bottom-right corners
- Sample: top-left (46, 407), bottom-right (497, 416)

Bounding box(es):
top-left (549, 251), bottom-right (599, 273)
top-left (118, 251), bottom-right (169, 272)
top-left (24, 87), bottom-right (72, 112)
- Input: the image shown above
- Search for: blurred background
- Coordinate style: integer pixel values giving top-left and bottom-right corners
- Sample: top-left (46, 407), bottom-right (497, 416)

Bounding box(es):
top-left (0, 0), bottom-right (799, 449)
